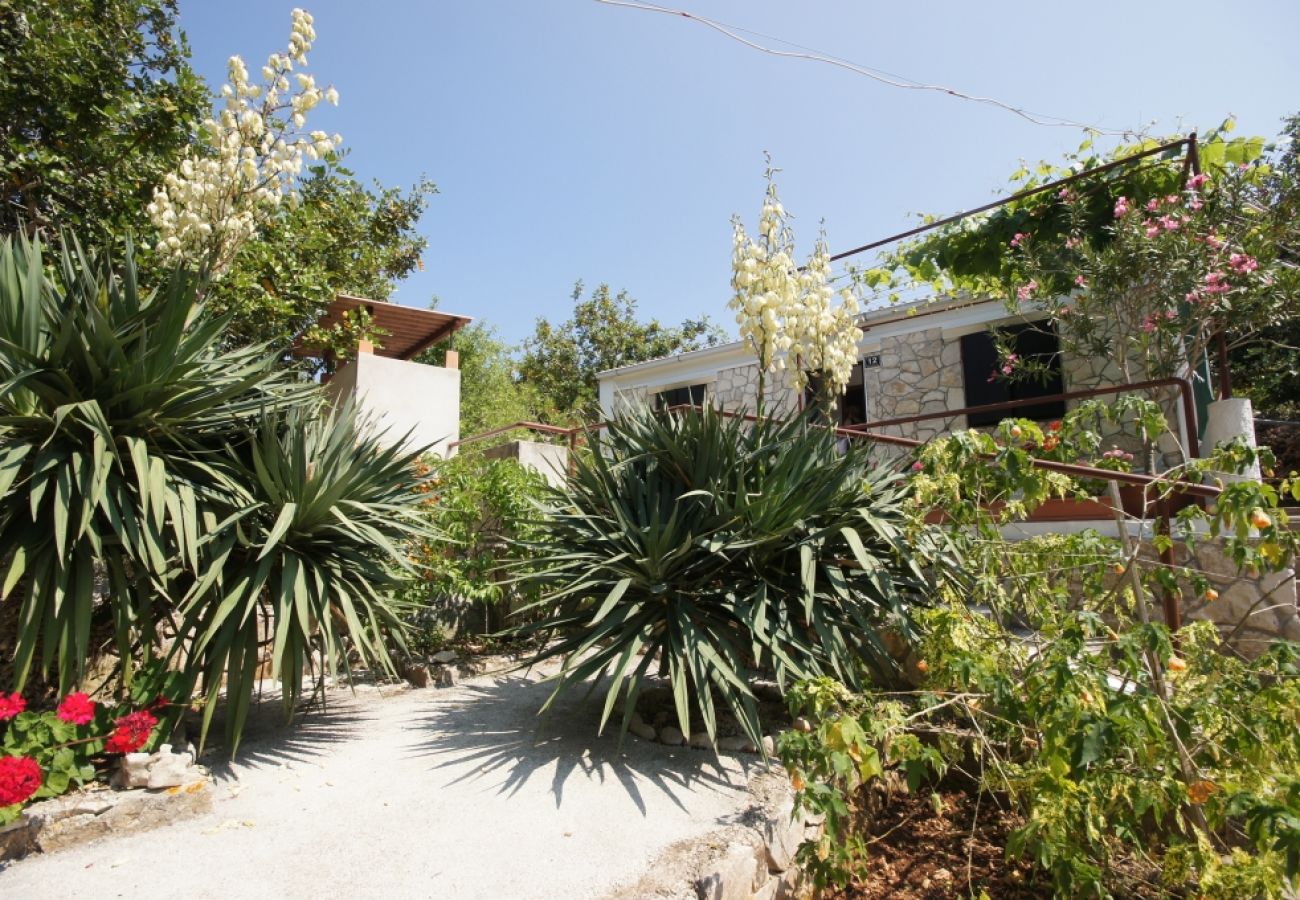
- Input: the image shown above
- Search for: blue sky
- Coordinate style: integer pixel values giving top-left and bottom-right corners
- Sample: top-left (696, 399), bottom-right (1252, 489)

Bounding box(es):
top-left (179, 1), bottom-right (1300, 347)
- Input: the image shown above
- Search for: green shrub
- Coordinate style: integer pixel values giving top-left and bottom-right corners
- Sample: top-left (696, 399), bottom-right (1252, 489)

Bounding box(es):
top-left (513, 404), bottom-right (956, 748)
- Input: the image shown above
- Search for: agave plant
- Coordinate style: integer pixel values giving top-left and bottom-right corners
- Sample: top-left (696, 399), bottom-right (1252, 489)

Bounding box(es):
top-left (514, 404), bottom-right (957, 749)
top-left (0, 233), bottom-right (306, 693)
top-left (0, 233), bottom-right (435, 752)
top-left (175, 402), bottom-right (433, 751)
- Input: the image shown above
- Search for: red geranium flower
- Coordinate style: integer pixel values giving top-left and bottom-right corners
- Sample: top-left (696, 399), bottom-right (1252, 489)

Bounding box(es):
top-left (56, 692), bottom-right (96, 726)
top-left (0, 692), bottom-right (26, 721)
top-left (104, 710), bottom-right (159, 755)
top-left (0, 756), bottom-right (42, 807)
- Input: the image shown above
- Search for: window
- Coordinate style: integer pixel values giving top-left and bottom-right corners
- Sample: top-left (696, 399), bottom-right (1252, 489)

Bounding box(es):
top-left (804, 360), bottom-right (868, 427)
top-left (960, 324), bottom-right (1065, 427)
top-left (654, 383), bottom-right (706, 410)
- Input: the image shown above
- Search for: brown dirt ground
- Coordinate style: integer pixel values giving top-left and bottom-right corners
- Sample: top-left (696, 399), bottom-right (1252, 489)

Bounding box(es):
top-left (825, 786), bottom-right (1046, 900)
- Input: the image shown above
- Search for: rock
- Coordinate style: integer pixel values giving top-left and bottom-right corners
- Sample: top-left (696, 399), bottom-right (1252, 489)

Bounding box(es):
top-left (717, 735), bottom-right (751, 753)
top-left (115, 752), bottom-right (152, 789)
top-left (432, 664), bottom-right (458, 687)
top-left (657, 725), bottom-right (685, 746)
top-left (404, 662), bottom-right (432, 688)
top-left (431, 649), bottom-right (459, 664)
top-left (761, 735), bottom-right (777, 758)
top-left (629, 720), bottom-right (658, 741)
top-left (146, 752), bottom-right (192, 790)
top-left (688, 732), bottom-right (713, 750)
top-left (764, 799), bottom-right (801, 872)
top-left (793, 717), bottom-right (813, 734)
top-left (696, 843), bottom-right (759, 900)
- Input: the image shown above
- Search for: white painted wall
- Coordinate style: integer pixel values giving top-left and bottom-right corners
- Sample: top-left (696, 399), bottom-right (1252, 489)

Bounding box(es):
top-left (327, 353), bottom-right (460, 457)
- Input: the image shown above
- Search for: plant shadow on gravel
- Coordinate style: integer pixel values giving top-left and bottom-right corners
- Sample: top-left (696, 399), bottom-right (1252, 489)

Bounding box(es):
top-left (197, 688), bottom-right (376, 779)
top-left (405, 674), bottom-right (764, 816)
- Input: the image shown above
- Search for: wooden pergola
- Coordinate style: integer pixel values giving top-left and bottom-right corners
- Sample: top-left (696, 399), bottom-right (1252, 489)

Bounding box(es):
top-left (294, 294), bottom-right (473, 361)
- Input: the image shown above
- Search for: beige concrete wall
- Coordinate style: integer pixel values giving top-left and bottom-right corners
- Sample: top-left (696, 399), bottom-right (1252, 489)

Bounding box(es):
top-left (327, 353), bottom-right (460, 457)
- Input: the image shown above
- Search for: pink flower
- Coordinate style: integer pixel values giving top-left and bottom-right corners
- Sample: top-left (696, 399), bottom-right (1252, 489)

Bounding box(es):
top-left (1141, 316), bottom-right (1156, 333)
top-left (1204, 271), bottom-right (1231, 294)
top-left (1057, 187), bottom-right (1075, 201)
top-left (1016, 281), bottom-right (1037, 302)
top-left (1074, 275), bottom-right (1087, 287)
top-left (1164, 194), bottom-right (1179, 205)
top-left (1189, 199), bottom-right (1204, 211)
top-left (56, 693), bottom-right (96, 726)
top-left (911, 461), bottom-right (924, 472)
top-left (1187, 172), bottom-right (1209, 190)
top-left (1145, 198), bottom-right (1161, 213)
top-left (1059, 305), bottom-right (1071, 316)
top-left (1010, 232), bottom-right (1028, 249)
top-left (1205, 234), bottom-right (1224, 249)
top-left (1113, 196), bottom-right (1130, 218)
top-left (1064, 235), bottom-right (1082, 249)
top-left (1165, 309), bottom-right (1178, 321)
top-left (1228, 253), bottom-right (1258, 274)
top-left (1158, 215), bottom-right (1181, 232)
top-left (1144, 222), bottom-right (1160, 238)
top-left (1185, 291), bottom-right (1201, 304)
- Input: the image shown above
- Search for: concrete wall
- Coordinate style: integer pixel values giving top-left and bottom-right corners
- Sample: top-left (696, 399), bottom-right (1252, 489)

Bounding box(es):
top-left (327, 353), bottom-right (460, 457)
top-left (483, 440), bottom-right (570, 488)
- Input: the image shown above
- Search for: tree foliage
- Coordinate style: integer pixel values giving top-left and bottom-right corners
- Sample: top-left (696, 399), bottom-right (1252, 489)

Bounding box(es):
top-left (208, 166), bottom-right (436, 352)
top-left (0, 0), bottom-right (208, 241)
top-left (519, 281), bottom-right (724, 422)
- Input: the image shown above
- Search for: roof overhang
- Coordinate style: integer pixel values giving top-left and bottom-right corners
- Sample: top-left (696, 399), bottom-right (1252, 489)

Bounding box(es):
top-left (293, 294), bottom-right (473, 361)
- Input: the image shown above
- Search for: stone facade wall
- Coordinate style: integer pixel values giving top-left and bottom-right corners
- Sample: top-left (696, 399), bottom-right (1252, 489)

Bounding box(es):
top-left (711, 363), bottom-right (801, 418)
top-left (1167, 541), bottom-right (1300, 656)
top-left (864, 326), bottom-right (966, 446)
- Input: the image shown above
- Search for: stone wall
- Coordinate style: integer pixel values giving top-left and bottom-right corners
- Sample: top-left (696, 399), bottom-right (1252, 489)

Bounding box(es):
top-left (711, 363), bottom-right (801, 418)
top-left (1168, 540), bottom-right (1300, 656)
top-left (864, 326), bottom-right (965, 446)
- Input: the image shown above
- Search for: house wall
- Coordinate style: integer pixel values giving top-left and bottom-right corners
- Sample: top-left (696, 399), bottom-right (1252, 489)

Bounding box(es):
top-left (326, 353), bottom-right (460, 457)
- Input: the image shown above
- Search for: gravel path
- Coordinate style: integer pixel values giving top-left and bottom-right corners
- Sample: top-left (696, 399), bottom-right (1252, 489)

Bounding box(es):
top-left (0, 661), bottom-right (767, 899)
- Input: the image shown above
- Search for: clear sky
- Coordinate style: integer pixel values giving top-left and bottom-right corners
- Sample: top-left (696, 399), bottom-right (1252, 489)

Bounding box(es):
top-left (178, 1), bottom-right (1300, 347)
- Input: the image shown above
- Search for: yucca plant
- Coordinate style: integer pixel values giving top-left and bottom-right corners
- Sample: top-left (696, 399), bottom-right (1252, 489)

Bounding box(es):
top-left (0, 233), bottom-right (306, 694)
top-left (514, 404), bottom-right (957, 750)
top-left (175, 402), bottom-right (433, 751)
top-left (0, 233), bottom-right (436, 753)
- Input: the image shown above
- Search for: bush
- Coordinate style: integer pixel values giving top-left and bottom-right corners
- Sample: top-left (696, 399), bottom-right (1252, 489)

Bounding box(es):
top-left (400, 451), bottom-right (550, 639)
top-left (513, 404), bottom-right (956, 748)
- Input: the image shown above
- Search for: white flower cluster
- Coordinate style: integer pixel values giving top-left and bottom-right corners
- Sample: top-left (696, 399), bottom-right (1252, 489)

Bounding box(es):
top-left (729, 175), bottom-right (861, 401)
top-left (147, 8), bottom-right (342, 276)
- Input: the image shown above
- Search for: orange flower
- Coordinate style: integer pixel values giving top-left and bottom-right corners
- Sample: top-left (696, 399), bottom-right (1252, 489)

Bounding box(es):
top-left (1188, 780), bottom-right (1217, 805)
top-left (790, 769), bottom-right (806, 791)
top-left (1250, 508), bottom-right (1273, 530)
top-left (1167, 656), bottom-right (1188, 673)
top-left (1203, 588), bottom-right (1219, 602)
top-left (915, 660), bottom-right (930, 675)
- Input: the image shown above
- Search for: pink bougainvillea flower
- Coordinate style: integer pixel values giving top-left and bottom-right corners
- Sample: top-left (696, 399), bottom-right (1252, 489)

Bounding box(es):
top-left (1158, 215), bottom-right (1181, 232)
top-left (0, 756), bottom-right (42, 807)
top-left (1113, 196), bottom-right (1130, 218)
top-left (56, 692), bottom-right (96, 726)
top-left (1009, 232), bottom-right (1027, 249)
top-left (1016, 281), bottom-right (1037, 302)
top-left (0, 693), bottom-right (25, 721)
top-left (1187, 172), bottom-right (1209, 190)
top-left (1204, 272), bottom-right (1231, 294)
top-left (1145, 198), bottom-right (1161, 213)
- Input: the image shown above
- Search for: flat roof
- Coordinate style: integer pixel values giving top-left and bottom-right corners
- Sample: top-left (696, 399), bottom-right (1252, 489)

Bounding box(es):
top-left (294, 294), bottom-right (473, 361)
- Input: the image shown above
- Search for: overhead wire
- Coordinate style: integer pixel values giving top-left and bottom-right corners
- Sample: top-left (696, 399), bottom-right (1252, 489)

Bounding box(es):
top-left (594, 0), bottom-right (1136, 137)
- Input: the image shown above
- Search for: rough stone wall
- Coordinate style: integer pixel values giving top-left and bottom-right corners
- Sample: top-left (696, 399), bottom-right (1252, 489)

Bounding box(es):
top-left (1168, 541), bottom-right (1300, 656)
top-left (863, 327), bottom-right (965, 449)
top-left (712, 363), bottom-right (800, 418)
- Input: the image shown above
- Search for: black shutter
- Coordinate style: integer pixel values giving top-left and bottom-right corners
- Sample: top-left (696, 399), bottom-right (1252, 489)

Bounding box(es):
top-left (961, 333), bottom-right (1009, 427)
top-left (961, 326), bottom-right (1065, 427)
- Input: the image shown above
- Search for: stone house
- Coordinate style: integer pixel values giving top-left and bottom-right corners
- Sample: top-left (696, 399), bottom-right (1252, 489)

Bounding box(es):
top-left (597, 295), bottom-right (1199, 457)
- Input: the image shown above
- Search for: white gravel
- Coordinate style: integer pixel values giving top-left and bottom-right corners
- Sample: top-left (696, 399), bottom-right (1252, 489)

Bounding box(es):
top-left (0, 660), bottom-right (767, 899)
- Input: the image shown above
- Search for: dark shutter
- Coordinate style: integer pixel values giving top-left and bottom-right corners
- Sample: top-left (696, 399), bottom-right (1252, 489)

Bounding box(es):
top-left (961, 325), bottom-right (1065, 427)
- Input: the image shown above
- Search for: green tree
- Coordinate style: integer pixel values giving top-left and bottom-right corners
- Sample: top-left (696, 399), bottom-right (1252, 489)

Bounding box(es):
top-left (519, 281), bottom-right (724, 422)
top-left (206, 165), bottom-right (436, 353)
top-left (0, 0), bottom-right (208, 241)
